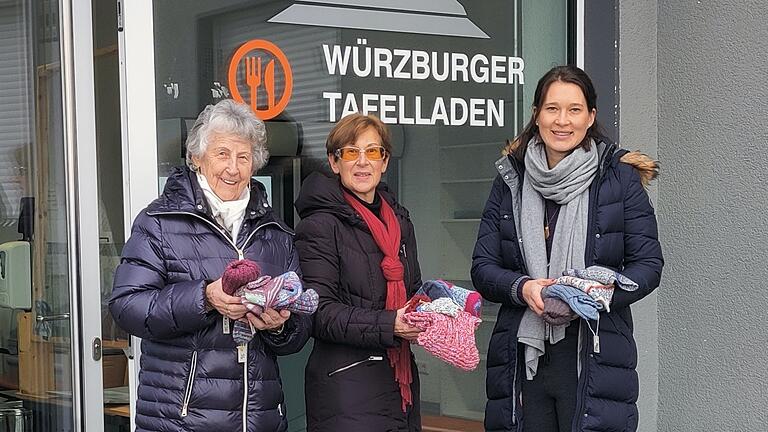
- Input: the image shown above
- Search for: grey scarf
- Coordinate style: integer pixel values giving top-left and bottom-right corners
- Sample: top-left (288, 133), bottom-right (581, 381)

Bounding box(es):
top-left (517, 138), bottom-right (598, 380)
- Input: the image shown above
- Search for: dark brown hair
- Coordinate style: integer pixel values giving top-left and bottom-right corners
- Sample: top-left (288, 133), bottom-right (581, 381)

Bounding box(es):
top-left (506, 65), bottom-right (606, 160)
top-left (326, 113), bottom-right (391, 159)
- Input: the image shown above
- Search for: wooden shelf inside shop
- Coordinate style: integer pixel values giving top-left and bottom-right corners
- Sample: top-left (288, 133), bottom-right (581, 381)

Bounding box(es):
top-left (422, 414), bottom-right (484, 432)
top-left (441, 178), bottom-right (495, 185)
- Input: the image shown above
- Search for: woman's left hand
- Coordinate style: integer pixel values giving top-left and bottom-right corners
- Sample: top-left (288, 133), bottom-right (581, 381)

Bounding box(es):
top-left (245, 308), bottom-right (291, 332)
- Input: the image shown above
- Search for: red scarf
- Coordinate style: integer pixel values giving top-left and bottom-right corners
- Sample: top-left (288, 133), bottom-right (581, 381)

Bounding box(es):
top-left (343, 191), bottom-right (412, 411)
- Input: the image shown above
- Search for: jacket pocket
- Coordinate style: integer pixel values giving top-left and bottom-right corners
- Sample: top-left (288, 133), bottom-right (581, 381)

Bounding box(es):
top-left (180, 350), bottom-right (198, 417)
top-left (327, 355), bottom-right (384, 377)
top-left (499, 215), bottom-right (523, 270)
top-left (400, 242), bottom-right (411, 290)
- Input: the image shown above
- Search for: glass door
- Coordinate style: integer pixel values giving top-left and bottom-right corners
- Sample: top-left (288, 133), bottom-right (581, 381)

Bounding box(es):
top-left (0, 0), bottom-right (105, 431)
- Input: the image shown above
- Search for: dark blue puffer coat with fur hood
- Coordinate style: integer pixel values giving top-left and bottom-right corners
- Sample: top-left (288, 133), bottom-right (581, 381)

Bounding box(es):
top-left (110, 167), bottom-right (311, 432)
top-left (472, 141), bottom-right (663, 432)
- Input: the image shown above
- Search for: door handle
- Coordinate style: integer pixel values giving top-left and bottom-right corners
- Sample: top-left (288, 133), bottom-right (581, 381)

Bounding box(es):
top-left (36, 313), bottom-right (71, 322)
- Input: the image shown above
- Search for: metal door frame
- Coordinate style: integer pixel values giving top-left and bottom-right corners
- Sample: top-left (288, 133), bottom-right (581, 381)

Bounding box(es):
top-left (58, 0), bottom-right (105, 430)
top-left (116, 0), bottom-right (158, 429)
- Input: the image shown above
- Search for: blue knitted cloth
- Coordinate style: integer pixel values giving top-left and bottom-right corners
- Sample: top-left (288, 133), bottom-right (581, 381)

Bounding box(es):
top-left (541, 284), bottom-right (600, 321)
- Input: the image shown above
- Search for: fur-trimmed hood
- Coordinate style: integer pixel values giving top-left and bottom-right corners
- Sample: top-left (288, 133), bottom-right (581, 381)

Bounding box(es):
top-left (619, 151), bottom-right (659, 187)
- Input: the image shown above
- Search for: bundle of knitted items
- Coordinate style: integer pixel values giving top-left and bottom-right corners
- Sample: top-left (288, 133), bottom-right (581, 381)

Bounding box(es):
top-left (221, 259), bottom-right (318, 345)
top-left (539, 266), bottom-right (638, 325)
top-left (413, 279), bottom-right (482, 318)
top-left (241, 272), bottom-right (319, 315)
top-left (541, 284), bottom-right (600, 322)
top-left (563, 266), bottom-right (639, 291)
top-left (403, 280), bottom-right (483, 371)
top-left (404, 310), bottom-right (481, 371)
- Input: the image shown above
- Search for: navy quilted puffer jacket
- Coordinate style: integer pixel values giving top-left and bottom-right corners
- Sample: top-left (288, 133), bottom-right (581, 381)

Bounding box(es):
top-left (109, 167), bottom-right (311, 432)
top-left (472, 141), bottom-right (663, 432)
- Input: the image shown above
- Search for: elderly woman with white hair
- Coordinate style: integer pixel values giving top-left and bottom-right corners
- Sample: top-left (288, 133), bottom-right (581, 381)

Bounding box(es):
top-left (110, 99), bottom-right (311, 432)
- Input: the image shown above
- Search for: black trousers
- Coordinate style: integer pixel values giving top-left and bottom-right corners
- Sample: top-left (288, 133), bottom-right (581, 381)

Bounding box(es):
top-left (522, 322), bottom-right (579, 432)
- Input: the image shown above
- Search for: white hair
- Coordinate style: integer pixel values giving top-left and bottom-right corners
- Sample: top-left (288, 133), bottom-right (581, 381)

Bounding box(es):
top-left (185, 99), bottom-right (269, 172)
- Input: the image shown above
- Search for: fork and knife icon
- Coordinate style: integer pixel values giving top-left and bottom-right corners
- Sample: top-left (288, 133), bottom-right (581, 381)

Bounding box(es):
top-left (244, 56), bottom-right (276, 113)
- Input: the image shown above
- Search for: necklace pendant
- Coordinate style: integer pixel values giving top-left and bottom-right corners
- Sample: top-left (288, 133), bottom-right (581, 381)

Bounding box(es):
top-left (544, 225), bottom-right (550, 240)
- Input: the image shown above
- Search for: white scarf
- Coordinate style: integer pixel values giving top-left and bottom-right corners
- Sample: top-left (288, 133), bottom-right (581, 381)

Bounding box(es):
top-left (196, 173), bottom-right (250, 243)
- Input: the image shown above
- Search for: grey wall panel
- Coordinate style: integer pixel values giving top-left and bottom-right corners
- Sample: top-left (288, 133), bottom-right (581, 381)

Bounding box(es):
top-left (618, 2), bottom-right (659, 432)
top-left (657, 1), bottom-right (768, 431)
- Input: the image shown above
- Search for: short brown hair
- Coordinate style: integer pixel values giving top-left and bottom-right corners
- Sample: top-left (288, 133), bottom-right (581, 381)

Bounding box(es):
top-left (326, 113), bottom-right (391, 159)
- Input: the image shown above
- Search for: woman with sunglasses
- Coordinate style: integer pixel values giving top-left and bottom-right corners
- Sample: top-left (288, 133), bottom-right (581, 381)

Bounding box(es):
top-left (295, 113), bottom-right (423, 431)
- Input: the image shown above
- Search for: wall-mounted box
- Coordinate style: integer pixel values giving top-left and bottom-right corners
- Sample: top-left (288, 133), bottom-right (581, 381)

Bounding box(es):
top-left (0, 241), bottom-right (31, 310)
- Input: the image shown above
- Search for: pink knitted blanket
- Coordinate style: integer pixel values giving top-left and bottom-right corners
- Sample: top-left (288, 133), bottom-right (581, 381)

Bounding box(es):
top-left (403, 310), bottom-right (481, 371)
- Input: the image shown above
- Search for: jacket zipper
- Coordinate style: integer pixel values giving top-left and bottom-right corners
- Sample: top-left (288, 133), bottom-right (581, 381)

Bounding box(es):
top-left (242, 353), bottom-right (248, 432)
top-left (584, 144), bottom-right (613, 265)
top-left (327, 355), bottom-right (384, 377)
top-left (400, 243), bottom-right (410, 287)
top-left (574, 147), bottom-right (613, 430)
top-left (180, 351), bottom-right (198, 417)
top-left (511, 354), bottom-right (519, 425)
top-left (573, 320), bottom-right (592, 430)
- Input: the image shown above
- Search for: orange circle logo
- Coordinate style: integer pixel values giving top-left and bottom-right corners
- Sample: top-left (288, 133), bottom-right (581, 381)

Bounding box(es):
top-left (228, 40), bottom-right (293, 120)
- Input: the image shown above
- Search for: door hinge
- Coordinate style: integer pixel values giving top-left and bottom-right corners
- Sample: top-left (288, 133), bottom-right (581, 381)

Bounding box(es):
top-left (116, 0), bottom-right (124, 32)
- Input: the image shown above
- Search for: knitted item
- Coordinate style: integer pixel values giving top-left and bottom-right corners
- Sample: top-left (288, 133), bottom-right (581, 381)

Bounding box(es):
top-left (222, 259), bottom-right (261, 296)
top-left (405, 294), bottom-right (431, 313)
top-left (222, 260), bottom-right (318, 345)
top-left (242, 272), bottom-right (319, 315)
top-left (231, 318), bottom-right (255, 345)
top-left (542, 297), bottom-right (578, 326)
top-left (415, 280), bottom-right (483, 318)
top-left (221, 259), bottom-right (262, 345)
top-left (542, 284), bottom-right (600, 321)
top-left (417, 297), bottom-right (462, 318)
top-left (563, 265), bottom-right (639, 291)
top-left (404, 310), bottom-right (482, 371)
top-left (555, 275), bottom-right (614, 312)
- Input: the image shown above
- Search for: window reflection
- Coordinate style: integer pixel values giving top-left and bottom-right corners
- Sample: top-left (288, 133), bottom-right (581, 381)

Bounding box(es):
top-left (151, 0), bottom-right (568, 428)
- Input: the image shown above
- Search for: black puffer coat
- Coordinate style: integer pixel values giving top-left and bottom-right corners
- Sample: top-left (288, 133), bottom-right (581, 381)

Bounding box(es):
top-left (472, 142), bottom-right (663, 432)
top-left (109, 167), bottom-right (311, 432)
top-left (295, 171), bottom-right (422, 432)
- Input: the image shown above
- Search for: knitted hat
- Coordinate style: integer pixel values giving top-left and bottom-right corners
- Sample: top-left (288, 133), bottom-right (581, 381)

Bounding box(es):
top-left (542, 297), bottom-right (578, 326)
top-left (222, 259), bottom-right (261, 296)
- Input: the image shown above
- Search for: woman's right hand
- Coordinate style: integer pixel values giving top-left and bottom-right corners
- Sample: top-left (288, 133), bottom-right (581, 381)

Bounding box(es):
top-left (205, 278), bottom-right (247, 320)
top-left (394, 306), bottom-right (422, 341)
top-left (522, 278), bottom-right (555, 316)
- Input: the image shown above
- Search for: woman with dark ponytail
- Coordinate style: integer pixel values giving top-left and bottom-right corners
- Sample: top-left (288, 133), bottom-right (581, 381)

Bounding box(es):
top-left (472, 65), bottom-right (663, 432)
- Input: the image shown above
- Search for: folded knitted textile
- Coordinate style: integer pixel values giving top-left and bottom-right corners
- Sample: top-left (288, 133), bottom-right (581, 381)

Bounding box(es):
top-left (417, 297), bottom-right (462, 317)
top-left (221, 260), bottom-right (318, 345)
top-left (415, 280), bottom-right (482, 318)
top-left (562, 265), bottom-right (639, 291)
top-left (405, 294), bottom-right (432, 313)
top-left (403, 310), bottom-right (481, 371)
top-left (542, 297), bottom-right (579, 326)
top-left (541, 284), bottom-right (600, 321)
top-left (242, 272), bottom-right (319, 315)
top-left (555, 275), bottom-right (614, 312)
